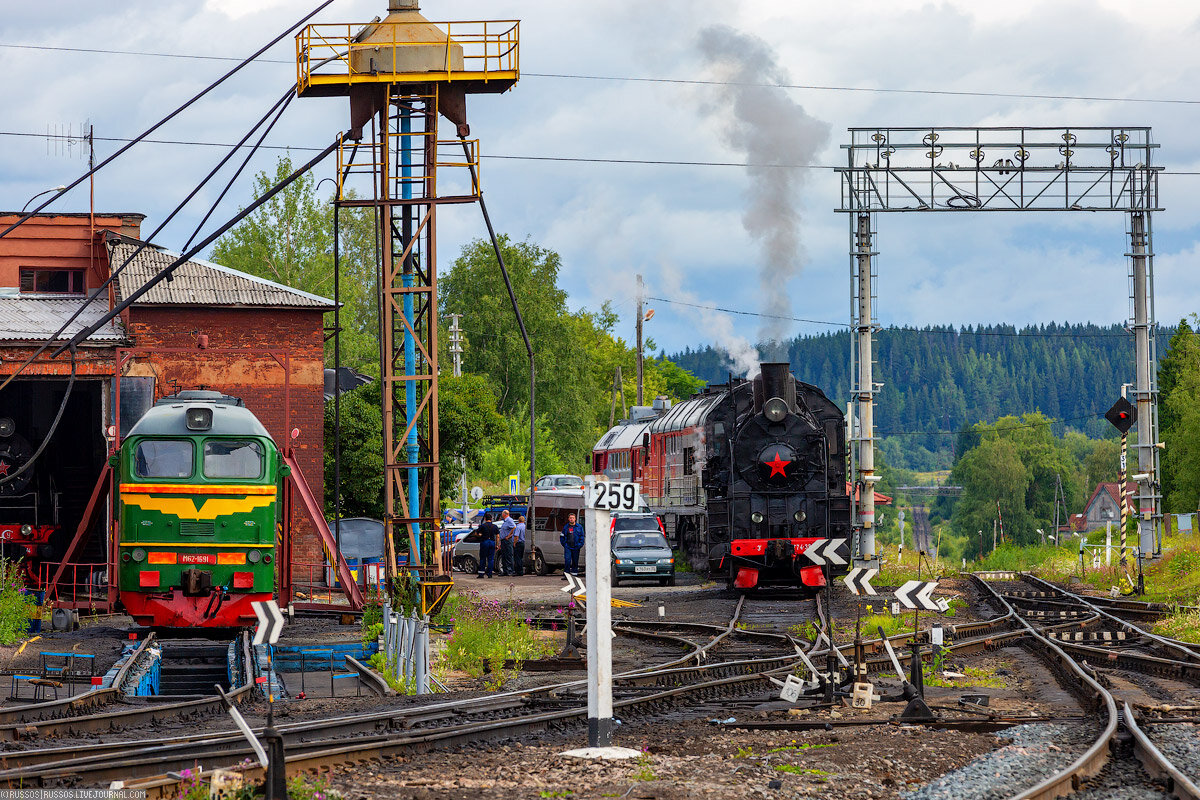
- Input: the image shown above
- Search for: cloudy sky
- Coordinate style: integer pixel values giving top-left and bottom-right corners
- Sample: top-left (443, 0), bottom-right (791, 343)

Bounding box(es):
top-left (3, 0), bottom-right (1199, 358)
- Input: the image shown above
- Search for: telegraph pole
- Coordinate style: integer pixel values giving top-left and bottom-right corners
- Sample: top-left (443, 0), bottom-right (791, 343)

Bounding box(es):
top-left (636, 274), bottom-right (644, 406)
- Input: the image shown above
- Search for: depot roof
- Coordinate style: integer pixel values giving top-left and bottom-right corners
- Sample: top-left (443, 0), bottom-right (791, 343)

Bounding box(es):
top-left (109, 235), bottom-right (334, 309)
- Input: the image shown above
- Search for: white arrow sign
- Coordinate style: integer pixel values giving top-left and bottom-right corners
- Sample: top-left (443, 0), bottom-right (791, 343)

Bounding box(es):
top-left (252, 600), bottom-right (285, 646)
top-left (896, 580), bottom-right (943, 612)
top-left (842, 567), bottom-right (878, 596)
top-left (804, 538), bottom-right (847, 567)
top-left (561, 573), bottom-right (587, 597)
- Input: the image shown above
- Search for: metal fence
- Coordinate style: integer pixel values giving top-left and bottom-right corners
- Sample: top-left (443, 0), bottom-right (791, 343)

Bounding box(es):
top-left (380, 602), bottom-right (443, 695)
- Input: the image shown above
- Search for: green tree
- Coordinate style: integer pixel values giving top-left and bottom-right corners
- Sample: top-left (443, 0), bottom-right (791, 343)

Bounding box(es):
top-left (324, 387), bottom-right (384, 519)
top-left (438, 374), bottom-right (507, 496)
top-left (210, 155), bottom-right (379, 373)
top-left (952, 437), bottom-right (1031, 556)
top-left (1161, 316), bottom-right (1200, 511)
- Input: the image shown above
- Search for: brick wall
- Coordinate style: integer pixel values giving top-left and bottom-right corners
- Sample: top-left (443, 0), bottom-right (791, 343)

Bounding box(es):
top-left (126, 306), bottom-right (329, 584)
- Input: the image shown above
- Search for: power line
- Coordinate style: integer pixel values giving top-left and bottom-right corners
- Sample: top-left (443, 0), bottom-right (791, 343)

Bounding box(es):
top-left (5, 128), bottom-right (1200, 174)
top-left (648, 296), bottom-right (1173, 339)
top-left (4, 41), bottom-right (1200, 107)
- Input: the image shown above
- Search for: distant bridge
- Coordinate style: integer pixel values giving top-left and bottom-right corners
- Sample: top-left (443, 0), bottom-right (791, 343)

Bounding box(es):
top-left (896, 485), bottom-right (964, 496)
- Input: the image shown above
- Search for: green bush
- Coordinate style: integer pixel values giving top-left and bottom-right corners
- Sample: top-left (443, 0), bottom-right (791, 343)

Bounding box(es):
top-left (0, 559), bottom-right (33, 645)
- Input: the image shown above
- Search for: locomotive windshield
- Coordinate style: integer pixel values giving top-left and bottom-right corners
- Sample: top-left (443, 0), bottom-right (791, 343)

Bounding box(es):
top-left (203, 440), bottom-right (264, 479)
top-left (134, 440), bottom-right (195, 479)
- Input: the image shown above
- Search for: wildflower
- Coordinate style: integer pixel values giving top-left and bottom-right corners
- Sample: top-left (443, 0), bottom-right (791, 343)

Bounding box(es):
top-left (568, 600), bottom-right (576, 610)
top-left (525, 617), bottom-right (532, 625)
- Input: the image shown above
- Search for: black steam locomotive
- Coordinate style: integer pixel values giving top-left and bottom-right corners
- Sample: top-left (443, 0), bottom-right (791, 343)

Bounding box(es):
top-left (592, 362), bottom-right (851, 593)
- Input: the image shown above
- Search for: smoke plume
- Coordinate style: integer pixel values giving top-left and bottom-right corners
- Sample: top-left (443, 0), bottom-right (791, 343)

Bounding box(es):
top-left (697, 26), bottom-right (830, 354)
top-left (658, 261), bottom-right (760, 377)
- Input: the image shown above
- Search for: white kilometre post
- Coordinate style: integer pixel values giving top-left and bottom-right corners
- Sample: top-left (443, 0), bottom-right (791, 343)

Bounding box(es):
top-left (583, 475), bottom-right (615, 747)
top-left (853, 212), bottom-right (876, 562)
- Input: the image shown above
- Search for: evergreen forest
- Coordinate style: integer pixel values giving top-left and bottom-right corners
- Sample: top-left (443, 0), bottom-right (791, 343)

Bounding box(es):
top-left (670, 324), bottom-right (1174, 470)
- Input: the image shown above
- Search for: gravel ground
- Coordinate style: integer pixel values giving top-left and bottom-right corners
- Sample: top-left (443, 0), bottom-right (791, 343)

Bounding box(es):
top-left (901, 723), bottom-right (1102, 800)
top-left (1146, 722), bottom-right (1200, 782)
top-left (324, 715), bottom-right (1000, 800)
top-left (1069, 740), bottom-right (1171, 800)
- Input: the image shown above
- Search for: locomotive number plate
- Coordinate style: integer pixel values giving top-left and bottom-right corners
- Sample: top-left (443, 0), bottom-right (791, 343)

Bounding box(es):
top-left (587, 480), bottom-right (641, 512)
top-left (179, 553), bottom-right (217, 565)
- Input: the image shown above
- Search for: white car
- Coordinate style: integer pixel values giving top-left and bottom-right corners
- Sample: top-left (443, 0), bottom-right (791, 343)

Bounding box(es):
top-left (534, 474), bottom-right (584, 490)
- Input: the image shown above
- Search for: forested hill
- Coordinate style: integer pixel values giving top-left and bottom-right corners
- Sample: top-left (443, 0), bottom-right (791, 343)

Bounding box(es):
top-left (669, 323), bottom-right (1174, 468)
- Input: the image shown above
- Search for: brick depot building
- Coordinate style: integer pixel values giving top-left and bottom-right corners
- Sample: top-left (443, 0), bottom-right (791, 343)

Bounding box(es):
top-left (0, 212), bottom-right (333, 585)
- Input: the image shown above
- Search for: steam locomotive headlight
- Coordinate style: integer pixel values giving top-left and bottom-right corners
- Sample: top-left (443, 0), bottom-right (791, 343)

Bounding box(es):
top-left (763, 397), bottom-right (788, 423)
top-left (750, 512), bottom-right (764, 524)
top-left (19, 524), bottom-right (32, 538)
top-left (0, 418), bottom-right (13, 438)
top-left (247, 549), bottom-right (262, 564)
top-left (131, 548), bottom-right (147, 563)
top-left (794, 510), bottom-right (806, 523)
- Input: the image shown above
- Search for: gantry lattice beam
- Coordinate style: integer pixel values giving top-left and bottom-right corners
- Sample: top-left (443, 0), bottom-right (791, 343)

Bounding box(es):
top-left (838, 127), bottom-right (1161, 213)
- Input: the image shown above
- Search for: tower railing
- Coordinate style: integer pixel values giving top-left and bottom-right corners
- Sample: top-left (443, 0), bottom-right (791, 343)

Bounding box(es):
top-left (297, 20), bottom-right (519, 94)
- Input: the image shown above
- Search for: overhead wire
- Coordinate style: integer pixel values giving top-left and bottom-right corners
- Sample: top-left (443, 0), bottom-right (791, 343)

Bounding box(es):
top-left (0, 87), bottom-right (299, 394)
top-left (5, 41), bottom-right (1200, 107)
top-left (0, 0), bottom-right (333, 241)
top-left (53, 134), bottom-right (346, 355)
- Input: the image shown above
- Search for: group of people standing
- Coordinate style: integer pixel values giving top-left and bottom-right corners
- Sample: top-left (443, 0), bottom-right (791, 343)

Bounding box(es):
top-left (475, 509), bottom-right (527, 578)
top-left (474, 509), bottom-right (587, 580)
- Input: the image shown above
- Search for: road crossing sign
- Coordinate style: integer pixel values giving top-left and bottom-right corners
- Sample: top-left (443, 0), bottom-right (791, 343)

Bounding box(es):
top-left (842, 567), bottom-right (877, 596)
top-left (251, 600), bottom-right (285, 646)
top-left (895, 580), bottom-right (943, 612)
top-left (803, 538), bottom-right (847, 567)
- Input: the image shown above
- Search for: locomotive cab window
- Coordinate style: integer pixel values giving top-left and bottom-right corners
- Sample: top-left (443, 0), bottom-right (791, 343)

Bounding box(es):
top-left (203, 440), bottom-right (264, 479)
top-left (134, 440), bottom-right (195, 479)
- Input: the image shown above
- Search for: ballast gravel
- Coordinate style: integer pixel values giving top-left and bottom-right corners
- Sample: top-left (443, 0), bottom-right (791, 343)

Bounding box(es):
top-left (1146, 722), bottom-right (1200, 782)
top-left (901, 723), bottom-right (1100, 800)
top-left (1068, 740), bottom-right (1170, 800)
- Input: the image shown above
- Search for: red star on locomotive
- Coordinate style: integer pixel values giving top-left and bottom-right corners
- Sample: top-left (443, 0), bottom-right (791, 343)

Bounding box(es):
top-left (764, 450), bottom-right (791, 478)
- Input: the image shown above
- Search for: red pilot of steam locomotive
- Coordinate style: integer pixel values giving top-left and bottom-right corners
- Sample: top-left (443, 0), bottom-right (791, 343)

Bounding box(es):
top-left (592, 362), bottom-right (852, 594)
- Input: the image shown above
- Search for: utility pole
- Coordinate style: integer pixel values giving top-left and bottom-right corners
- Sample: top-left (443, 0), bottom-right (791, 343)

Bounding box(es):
top-left (448, 314), bottom-right (463, 378)
top-left (852, 213), bottom-right (877, 564)
top-left (1129, 213), bottom-right (1162, 557)
top-left (448, 313), bottom-right (465, 518)
top-left (636, 274), bottom-right (644, 406)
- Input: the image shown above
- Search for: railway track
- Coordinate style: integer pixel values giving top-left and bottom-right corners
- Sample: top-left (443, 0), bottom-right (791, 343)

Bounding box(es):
top-left (969, 571), bottom-right (1200, 799)
top-left (5, 596), bottom-right (820, 793)
top-left (0, 631), bottom-right (254, 741)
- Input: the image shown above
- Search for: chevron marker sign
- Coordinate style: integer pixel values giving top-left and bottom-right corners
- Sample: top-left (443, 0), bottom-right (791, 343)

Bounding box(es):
top-left (842, 567), bottom-right (877, 596)
top-left (803, 538), bottom-right (847, 567)
top-left (895, 580), bottom-right (942, 612)
top-left (561, 573), bottom-right (587, 597)
top-left (252, 600), bottom-right (285, 646)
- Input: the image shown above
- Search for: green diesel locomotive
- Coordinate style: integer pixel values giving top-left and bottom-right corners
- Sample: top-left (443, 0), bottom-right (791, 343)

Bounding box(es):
top-left (117, 391), bottom-right (280, 627)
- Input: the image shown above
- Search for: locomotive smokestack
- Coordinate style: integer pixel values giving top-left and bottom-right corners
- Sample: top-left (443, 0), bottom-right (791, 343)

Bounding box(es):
top-left (759, 362), bottom-right (793, 410)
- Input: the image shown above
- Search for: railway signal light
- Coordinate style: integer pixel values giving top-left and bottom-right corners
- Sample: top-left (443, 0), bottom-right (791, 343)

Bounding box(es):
top-left (1105, 397), bottom-right (1136, 434)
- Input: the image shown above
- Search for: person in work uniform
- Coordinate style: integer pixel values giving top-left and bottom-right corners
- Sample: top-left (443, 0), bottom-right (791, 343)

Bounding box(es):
top-left (476, 514), bottom-right (500, 579)
top-left (561, 513), bottom-right (584, 578)
top-left (513, 515), bottom-right (527, 577)
top-left (498, 509), bottom-right (516, 576)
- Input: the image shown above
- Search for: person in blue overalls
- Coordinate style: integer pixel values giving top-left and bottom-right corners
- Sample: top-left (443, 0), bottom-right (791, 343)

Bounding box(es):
top-left (561, 513), bottom-right (584, 578)
top-left (476, 514), bottom-right (499, 579)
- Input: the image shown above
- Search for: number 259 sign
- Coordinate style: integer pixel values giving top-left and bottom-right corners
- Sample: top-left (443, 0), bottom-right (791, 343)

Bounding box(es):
top-left (587, 480), bottom-right (642, 512)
